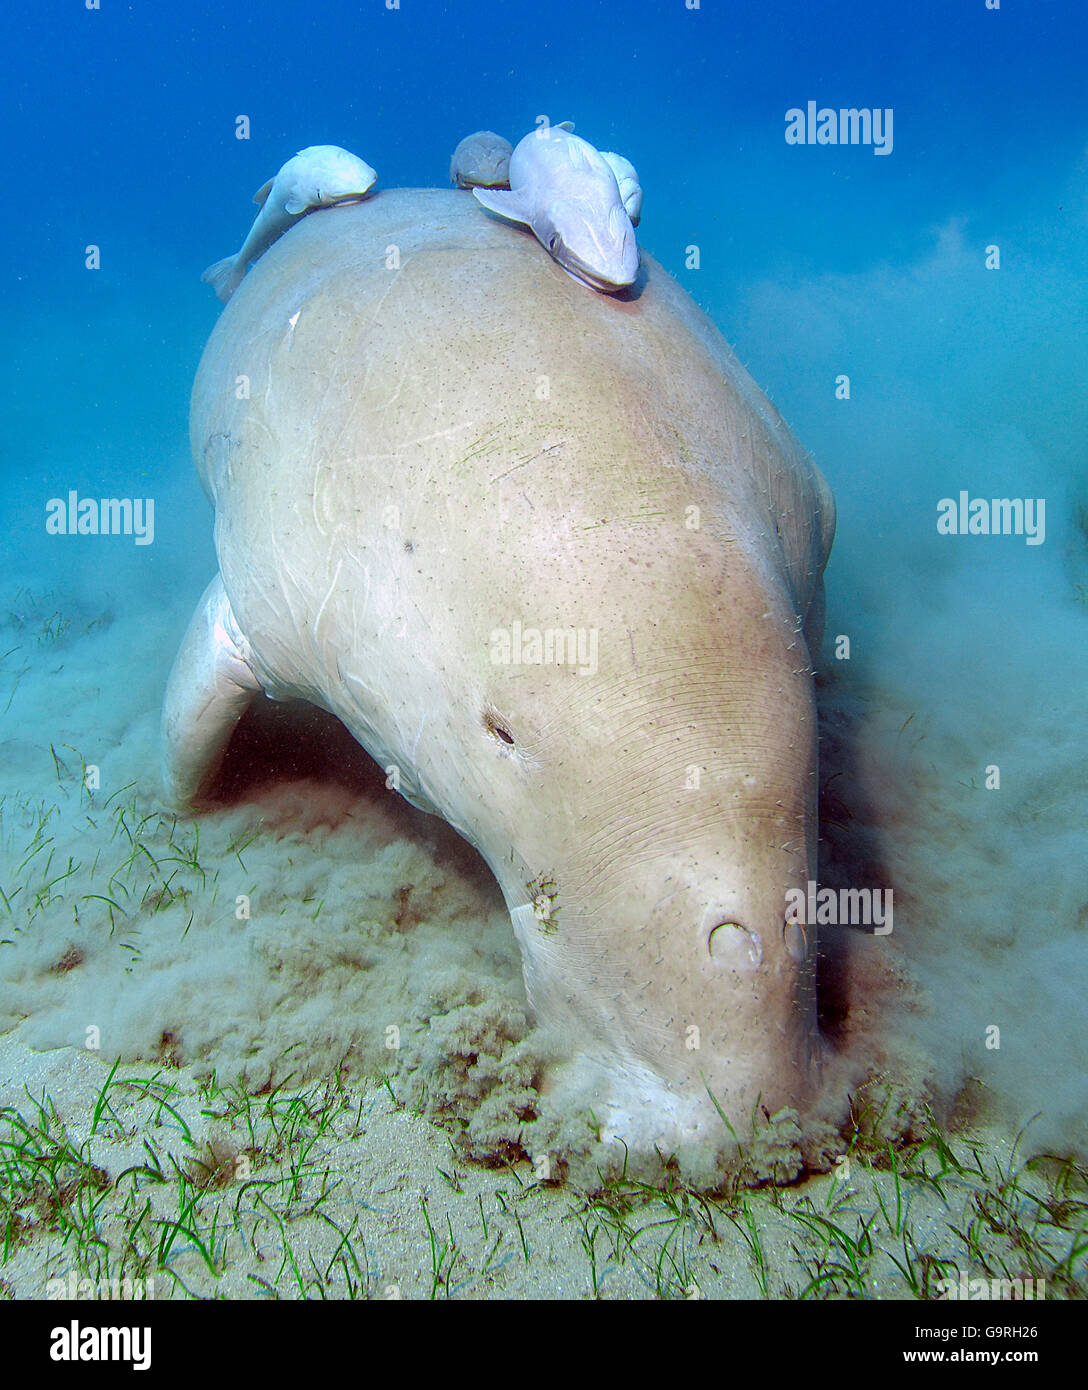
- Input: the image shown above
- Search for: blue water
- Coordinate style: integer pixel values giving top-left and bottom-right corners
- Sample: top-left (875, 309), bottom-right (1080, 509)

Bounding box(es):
top-left (6, 1), bottom-right (1085, 509)
top-left (2, 2), bottom-right (1087, 1166)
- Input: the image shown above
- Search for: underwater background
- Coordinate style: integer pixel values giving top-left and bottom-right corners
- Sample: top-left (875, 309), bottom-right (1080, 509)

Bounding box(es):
top-left (1, 0), bottom-right (1085, 1299)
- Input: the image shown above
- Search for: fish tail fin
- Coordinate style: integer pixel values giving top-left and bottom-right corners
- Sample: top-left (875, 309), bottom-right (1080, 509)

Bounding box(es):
top-left (200, 255), bottom-right (242, 304)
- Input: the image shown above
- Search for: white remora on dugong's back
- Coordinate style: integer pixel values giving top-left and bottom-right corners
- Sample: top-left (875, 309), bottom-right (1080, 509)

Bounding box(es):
top-left (450, 130), bottom-right (513, 188)
top-left (165, 190), bottom-right (835, 1165)
top-left (473, 125), bottom-right (639, 292)
top-left (201, 144), bottom-right (377, 304)
top-left (599, 150), bottom-right (642, 225)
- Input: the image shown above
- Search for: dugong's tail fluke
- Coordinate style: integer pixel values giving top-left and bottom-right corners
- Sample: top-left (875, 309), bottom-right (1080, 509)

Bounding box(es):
top-left (200, 255), bottom-right (243, 305)
top-left (161, 574), bottom-right (264, 806)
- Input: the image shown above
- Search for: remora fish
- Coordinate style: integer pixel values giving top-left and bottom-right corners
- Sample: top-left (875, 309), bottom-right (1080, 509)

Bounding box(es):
top-left (201, 144), bottom-right (377, 303)
top-left (450, 130), bottom-right (513, 188)
top-left (600, 150), bottom-right (642, 225)
top-left (473, 123), bottom-right (638, 292)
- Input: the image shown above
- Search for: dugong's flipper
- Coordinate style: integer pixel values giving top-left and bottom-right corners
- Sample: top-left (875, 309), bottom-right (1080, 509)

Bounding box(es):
top-left (162, 574), bottom-right (264, 806)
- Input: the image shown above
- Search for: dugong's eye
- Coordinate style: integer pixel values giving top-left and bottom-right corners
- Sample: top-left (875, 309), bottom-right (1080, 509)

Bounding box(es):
top-left (547, 234), bottom-right (559, 252)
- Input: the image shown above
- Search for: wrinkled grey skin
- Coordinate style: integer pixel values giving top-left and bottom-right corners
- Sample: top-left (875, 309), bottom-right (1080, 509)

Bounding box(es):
top-left (450, 130), bottom-right (513, 188)
top-left (163, 190), bottom-right (835, 1164)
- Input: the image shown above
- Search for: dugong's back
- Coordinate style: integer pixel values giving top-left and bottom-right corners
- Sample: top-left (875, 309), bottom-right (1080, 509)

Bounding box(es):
top-left (181, 188), bottom-right (836, 1164)
top-left (193, 190), bottom-right (831, 660)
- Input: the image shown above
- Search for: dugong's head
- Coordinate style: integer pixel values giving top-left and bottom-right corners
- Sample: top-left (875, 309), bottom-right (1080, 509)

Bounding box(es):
top-left (451, 537), bottom-right (822, 1155)
top-left (280, 144), bottom-right (377, 213)
top-left (537, 195), bottom-right (639, 292)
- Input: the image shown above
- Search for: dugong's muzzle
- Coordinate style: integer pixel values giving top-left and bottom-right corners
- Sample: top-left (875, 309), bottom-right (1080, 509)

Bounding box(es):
top-left (475, 686), bottom-right (822, 1158)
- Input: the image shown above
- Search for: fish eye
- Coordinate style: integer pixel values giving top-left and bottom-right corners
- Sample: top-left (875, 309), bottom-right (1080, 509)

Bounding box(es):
top-left (548, 234), bottom-right (559, 252)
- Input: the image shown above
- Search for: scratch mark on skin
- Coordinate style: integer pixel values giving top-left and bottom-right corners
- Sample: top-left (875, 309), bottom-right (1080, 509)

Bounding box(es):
top-left (355, 268), bottom-right (420, 415)
top-left (397, 422), bottom-right (470, 454)
top-left (344, 670), bottom-right (380, 705)
top-left (361, 564), bottom-right (372, 619)
top-left (275, 557), bottom-right (313, 660)
top-left (312, 465), bottom-right (330, 538)
top-left (313, 558), bottom-right (343, 646)
top-left (489, 439), bottom-right (563, 485)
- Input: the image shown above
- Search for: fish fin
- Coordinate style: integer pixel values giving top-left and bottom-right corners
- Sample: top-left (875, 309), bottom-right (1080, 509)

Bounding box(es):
top-left (200, 255), bottom-right (242, 304)
top-left (252, 178), bottom-right (274, 206)
top-left (282, 195), bottom-right (310, 215)
top-left (472, 187), bottom-right (531, 226)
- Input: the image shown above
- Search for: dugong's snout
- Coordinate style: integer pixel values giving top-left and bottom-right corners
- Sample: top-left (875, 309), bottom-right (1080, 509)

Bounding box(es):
top-left (646, 849), bottom-right (818, 1064)
top-left (503, 803), bottom-right (821, 1153)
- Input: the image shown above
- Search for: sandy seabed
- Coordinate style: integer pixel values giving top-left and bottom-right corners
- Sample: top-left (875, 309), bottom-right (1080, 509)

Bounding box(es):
top-left (0, 579), bottom-right (1084, 1299)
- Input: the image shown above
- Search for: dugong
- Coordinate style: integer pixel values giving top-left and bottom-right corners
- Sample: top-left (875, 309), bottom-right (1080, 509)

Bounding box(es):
top-left (201, 144), bottom-right (377, 304)
top-left (164, 189), bottom-right (835, 1165)
top-left (473, 124), bottom-right (638, 292)
top-left (450, 130), bottom-right (513, 188)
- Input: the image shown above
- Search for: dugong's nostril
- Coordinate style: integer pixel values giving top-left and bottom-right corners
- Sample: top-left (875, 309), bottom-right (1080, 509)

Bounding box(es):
top-left (707, 920), bottom-right (763, 968)
top-left (782, 914), bottom-right (808, 962)
top-left (707, 920), bottom-right (739, 954)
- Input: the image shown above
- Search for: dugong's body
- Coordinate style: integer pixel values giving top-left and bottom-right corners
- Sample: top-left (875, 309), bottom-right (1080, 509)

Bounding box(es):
top-left (165, 189), bottom-right (835, 1164)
